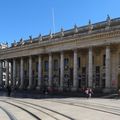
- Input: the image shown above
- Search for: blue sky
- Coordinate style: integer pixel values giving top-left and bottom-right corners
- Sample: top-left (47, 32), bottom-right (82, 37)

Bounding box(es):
top-left (0, 0), bottom-right (120, 45)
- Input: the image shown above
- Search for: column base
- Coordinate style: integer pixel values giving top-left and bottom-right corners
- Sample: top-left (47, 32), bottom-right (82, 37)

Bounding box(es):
top-left (27, 86), bottom-right (32, 90)
top-left (71, 87), bottom-right (77, 92)
top-left (58, 87), bottom-right (63, 92)
top-left (103, 88), bottom-right (112, 93)
top-left (12, 85), bottom-right (16, 90)
top-left (36, 86), bottom-right (41, 90)
top-left (47, 86), bottom-right (53, 92)
top-left (19, 85), bottom-right (24, 90)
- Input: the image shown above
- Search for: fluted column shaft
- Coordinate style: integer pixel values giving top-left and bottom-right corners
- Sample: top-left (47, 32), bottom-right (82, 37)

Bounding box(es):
top-left (5, 60), bottom-right (9, 87)
top-left (28, 56), bottom-right (32, 89)
top-left (73, 49), bottom-right (78, 90)
top-left (105, 46), bottom-right (111, 88)
top-left (60, 52), bottom-right (64, 89)
top-left (0, 61), bottom-right (3, 86)
top-left (48, 53), bottom-right (52, 87)
top-left (20, 58), bottom-right (24, 89)
top-left (13, 59), bottom-right (16, 87)
top-left (88, 47), bottom-right (93, 87)
top-left (37, 55), bottom-right (42, 89)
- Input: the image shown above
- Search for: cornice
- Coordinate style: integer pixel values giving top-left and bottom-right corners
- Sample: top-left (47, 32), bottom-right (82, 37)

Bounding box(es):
top-left (0, 28), bottom-right (120, 56)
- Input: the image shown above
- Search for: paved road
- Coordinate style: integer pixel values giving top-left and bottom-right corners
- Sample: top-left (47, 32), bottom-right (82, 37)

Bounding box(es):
top-left (0, 96), bottom-right (120, 120)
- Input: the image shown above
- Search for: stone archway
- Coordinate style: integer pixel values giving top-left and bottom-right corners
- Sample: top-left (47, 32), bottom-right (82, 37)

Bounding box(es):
top-left (118, 74), bottom-right (120, 88)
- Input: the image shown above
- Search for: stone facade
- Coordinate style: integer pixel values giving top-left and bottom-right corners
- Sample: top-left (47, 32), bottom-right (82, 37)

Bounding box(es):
top-left (0, 17), bottom-right (120, 91)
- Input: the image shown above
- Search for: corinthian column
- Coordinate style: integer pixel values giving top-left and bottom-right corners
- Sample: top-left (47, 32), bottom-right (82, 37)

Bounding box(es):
top-left (5, 60), bottom-right (9, 87)
top-left (88, 47), bottom-right (93, 87)
top-left (48, 53), bottom-right (52, 88)
top-left (0, 61), bottom-right (3, 87)
top-left (105, 45), bottom-right (111, 89)
top-left (72, 49), bottom-right (78, 91)
top-left (60, 52), bottom-right (64, 91)
top-left (28, 56), bottom-right (32, 89)
top-left (19, 57), bottom-right (24, 89)
top-left (36, 55), bottom-right (42, 90)
top-left (13, 59), bottom-right (16, 88)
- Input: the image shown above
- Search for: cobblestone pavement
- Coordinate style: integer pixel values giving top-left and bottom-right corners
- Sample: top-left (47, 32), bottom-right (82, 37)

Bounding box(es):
top-left (0, 96), bottom-right (120, 120)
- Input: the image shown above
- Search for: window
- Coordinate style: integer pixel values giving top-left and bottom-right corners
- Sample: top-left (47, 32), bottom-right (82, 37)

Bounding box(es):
top-left (36, 62), bottom-right (38, 72)
top-left (103, 54), bottom-right (106, 66)
top-left (82, 67), bottom-right (86, 74)
top-left (44, 60), bottom-right (48, 72)
top-left (54, 59), bottom-right (58, 71)
top-left (24, 70), bottom-right (27, 76)
top-left (78, 57), bottom-right (81, 69)
top-left (64, 58), bottom-right (69, 69)
top-left (119, 53), bottom-right (120, 66)
top-left (96, 66), bottom-right (100, 73)
top-left (92, 56), bottom-right (94, 65)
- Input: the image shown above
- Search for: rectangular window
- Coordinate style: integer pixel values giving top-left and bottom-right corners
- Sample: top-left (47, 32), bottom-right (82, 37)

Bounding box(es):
top-left (36, 62), bottom-right (38, 72)
top-left (92, 56), bottom-right (94, 65)
top-left (54, 59), bottom-right (58, 71)
top-left (103, 54), bottom-right (106, 66)
top-left (96, 66), bottom-right (100, 73)
top-left (24, 70), bottom-right (27, 76)
top-left (82, 67), bottom-right (86, 74)
top-left (119, 53), bottom-right (120, 66)
top-left (44, 60), bottom-right (48, 72)
top-left (78, 57), bottom-right (81, 69)
top-left (64, 58), bottom-right (69, 69)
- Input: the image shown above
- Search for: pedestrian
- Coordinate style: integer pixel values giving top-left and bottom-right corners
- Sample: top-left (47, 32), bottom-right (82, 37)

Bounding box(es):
top-left (118, 89), bottom-right (120, 98)
top-left (88, 88), bottom-right (93, 98)
top-left (7, 85), bottom-right (11, 97)
top-left (85, 88), bottom-right (89, 98)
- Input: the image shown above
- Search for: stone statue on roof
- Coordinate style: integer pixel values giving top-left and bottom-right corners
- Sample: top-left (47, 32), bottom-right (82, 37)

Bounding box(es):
top-left (29, 35), bottom-right (32, 43)
top-left (106, 14), bottom-right (111, 26)
top-left (88, 20), bottom-right (93, 33)
top-left (61, 27), bottom-right (64, 37)
top-left (49, 30), bottom-right (53, 39)
top-left (14, 40), bottom-right (17, 46)
top-left (20, 38), bottom-right (24, 45)
top-left (38, 34), bottom-right (42, 42)
top-left (74, 24), bottom-right (78, 33)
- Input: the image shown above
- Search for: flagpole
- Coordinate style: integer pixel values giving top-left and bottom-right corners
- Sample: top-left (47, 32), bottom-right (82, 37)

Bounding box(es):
top-left (52, 8), bottom-right (55, 35)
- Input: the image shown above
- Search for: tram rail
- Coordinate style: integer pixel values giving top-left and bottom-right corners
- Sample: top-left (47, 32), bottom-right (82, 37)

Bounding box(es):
top-left (0, 99), bottom-right (75, 120)
top-left (0, 100), bottom-right (41, 120)
top-left (0, 106), bottom-right (17, 120)
top-left (42, 99), bottom-right (120, 116)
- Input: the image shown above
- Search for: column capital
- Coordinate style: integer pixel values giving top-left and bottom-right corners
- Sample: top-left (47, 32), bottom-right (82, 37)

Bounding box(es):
top-left (73, 49), bottom-right (77, 52)
top-left (105, 43), bottom-right (111, 47)
top-left (89, 46), bottom-right (93, 50)
top-left (106, 44), bottom-right (110, 49)
top-left (60, 51), bottom-right (64, 55)
top-left (48, 52), bottom-right (52, 56)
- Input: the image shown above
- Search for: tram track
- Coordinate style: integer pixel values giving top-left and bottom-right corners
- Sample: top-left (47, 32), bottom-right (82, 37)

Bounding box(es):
top-left (0, 100), bottom-right (41, 120)
top-left (42, 99), bottom-right (120, 116)
top-left (0, 99), bottom-right (75, 120)
top-left (0, 106), bottom-right (17, 120)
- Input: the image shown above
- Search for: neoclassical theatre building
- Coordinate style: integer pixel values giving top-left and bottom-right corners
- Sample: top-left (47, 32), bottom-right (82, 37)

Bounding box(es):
top-left (0, 16), bottom-right (120, 92)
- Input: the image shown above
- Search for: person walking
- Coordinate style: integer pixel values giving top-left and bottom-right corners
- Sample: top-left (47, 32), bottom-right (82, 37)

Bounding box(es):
top-left (88, 88), bottom-right (93, 98)
top-left (118, 89), bottom-right (120, 98)
top-left (7, 85), bottom-right (11, 97)
top-left (85, 88), bottom-right (89, 98)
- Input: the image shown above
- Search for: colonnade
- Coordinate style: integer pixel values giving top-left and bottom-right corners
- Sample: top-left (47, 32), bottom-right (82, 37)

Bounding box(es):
top-left (0, 46), bottom-right (111, 91)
